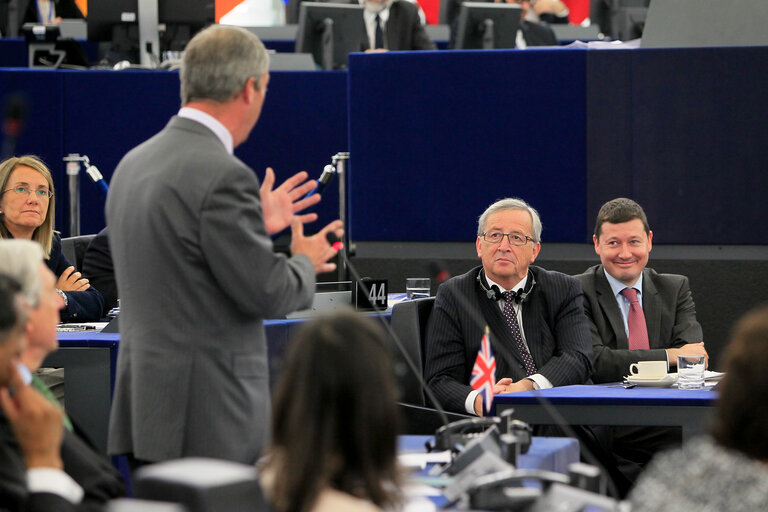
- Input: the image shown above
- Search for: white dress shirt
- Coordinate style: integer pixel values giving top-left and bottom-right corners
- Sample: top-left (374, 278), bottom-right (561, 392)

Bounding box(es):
top-left (465, 274), bottom-right (553, 414)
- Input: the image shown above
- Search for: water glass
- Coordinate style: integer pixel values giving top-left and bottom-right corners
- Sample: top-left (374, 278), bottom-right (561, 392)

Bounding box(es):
top-left (677, 354), bottom-right (705, 389)
top-left (405, 278), bottom-right (430, 300)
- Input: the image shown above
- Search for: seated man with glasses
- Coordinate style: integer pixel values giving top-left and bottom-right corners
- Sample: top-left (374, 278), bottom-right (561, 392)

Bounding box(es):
top-left (424, 197), bottom-right (593, 416)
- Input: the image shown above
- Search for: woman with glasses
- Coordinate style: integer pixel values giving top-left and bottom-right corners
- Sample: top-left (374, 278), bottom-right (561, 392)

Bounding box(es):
top-left (0, 156), bottom-right (103, 322)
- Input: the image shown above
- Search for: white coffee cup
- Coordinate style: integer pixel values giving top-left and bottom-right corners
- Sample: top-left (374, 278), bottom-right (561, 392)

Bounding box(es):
top-left (629, 360), bottom-right (668, 379)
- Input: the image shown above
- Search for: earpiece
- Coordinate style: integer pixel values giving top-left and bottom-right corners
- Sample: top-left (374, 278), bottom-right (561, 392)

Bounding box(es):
top-left (476, 268), bottom-right (536, 304)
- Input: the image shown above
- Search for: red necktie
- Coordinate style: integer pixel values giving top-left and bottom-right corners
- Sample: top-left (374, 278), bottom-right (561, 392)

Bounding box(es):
top-left (620, 287), bottom-right (650, 350)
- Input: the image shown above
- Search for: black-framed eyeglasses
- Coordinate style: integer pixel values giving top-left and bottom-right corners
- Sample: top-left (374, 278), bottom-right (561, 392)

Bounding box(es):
top-left (2, 186), bottom-right (54, 199)
top-left (482, 231), bottom-right (535, 246)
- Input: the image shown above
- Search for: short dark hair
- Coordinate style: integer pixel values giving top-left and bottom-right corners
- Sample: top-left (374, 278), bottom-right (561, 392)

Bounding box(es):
top-left (711, 304), bottom-right (768, 461)
top-left (0, 274), bottom-right (24, 345)
top-left (266, 311), bottom-right (401, 512)
top-left (594, 198), bottom-right (650, 239)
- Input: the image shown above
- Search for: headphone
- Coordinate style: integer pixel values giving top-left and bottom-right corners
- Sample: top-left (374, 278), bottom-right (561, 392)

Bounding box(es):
top-left (476, 268), bottom-right (536, 304)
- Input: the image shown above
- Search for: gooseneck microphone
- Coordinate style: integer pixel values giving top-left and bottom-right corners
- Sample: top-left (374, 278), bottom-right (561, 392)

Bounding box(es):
top-left (304, 164), bottom-right (337, 200)
top-left (325, 232), bottom-right (452, 428)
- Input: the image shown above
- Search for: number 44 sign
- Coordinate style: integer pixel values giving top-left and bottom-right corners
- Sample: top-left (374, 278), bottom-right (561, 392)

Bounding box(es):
top-left (354, 278), bottom-right (388, 311)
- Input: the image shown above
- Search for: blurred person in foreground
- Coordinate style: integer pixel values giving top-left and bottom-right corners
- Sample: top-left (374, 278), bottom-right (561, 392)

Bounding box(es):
top-left (0, 239), bottom-right (124, 511)
top-left (629, 304), bottom-right (768, 511)
top-left (0, 156), bottom-right (103, 323)
top-left (260, 312), bottom-right (402, 512)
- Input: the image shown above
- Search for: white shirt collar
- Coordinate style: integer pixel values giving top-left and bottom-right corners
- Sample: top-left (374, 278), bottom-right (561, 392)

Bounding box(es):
top-left (17, 362), bottom-right (32, 385)
top-left (177, 107), bottom-right (234, 155)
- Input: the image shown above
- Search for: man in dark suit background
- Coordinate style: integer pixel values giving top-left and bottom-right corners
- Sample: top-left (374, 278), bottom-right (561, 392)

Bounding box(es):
top-left (0, 240), bottom-right (90, 512)
top-left (448, 0), bottom-right (558, 48)
top-left (81, 228), bottom-right (116, 318)
top-left (424, 198), bottom-right (593, 416)
top-left (576, 198), bottom-right (706, 384)
top-left (361, 0), bottom-right (436, 51)
top-left (106, 25), bottom-right (342, 469)
top-left (576, 198), bottom-right (707, 476)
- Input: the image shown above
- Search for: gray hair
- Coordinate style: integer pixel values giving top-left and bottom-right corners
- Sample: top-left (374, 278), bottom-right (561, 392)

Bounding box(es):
top-left (180, 25), bottom-right (270, 105)
top-left (0, 240), bottom-right (44, 308)
top-left (0, 274), bottom-right (27, 346)
top-left (477, 198), bottom-right (543, 243)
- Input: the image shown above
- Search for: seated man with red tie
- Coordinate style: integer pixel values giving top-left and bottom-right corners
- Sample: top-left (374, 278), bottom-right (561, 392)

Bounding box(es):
top-left (576, 198), bottom-right (707, 384)
top-left (424, 197), bottom-right (593, 417)
top-left (576, 198), bottom-right (708, 474)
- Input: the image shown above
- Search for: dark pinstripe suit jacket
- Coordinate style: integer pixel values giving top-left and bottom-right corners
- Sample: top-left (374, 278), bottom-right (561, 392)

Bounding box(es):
top-left (576, 265), bottom-right (703, 384)
top-left (424, 265), bottom-right (593, 414)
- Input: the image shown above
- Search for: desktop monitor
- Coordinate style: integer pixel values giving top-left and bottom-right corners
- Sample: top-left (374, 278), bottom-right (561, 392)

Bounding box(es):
top-left (454, 2), bottom-right (522, 50)
top-left (295, 2), bottom-right (366, 70)
top-left (87, 0), bottom-right (214, 63)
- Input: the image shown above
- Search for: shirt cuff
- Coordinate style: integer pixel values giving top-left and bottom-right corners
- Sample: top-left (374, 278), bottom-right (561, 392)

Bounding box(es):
top-left (27, 468), bottom-right (84, 504)
top-left (465, 389), bottom-right (481, 415)
top-left (527, 373), bottom-right (553, 390)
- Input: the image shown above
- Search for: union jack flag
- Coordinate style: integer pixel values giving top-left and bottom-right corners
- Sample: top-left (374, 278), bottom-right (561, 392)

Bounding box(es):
top-left (470, 327), bottom-right (496, 415)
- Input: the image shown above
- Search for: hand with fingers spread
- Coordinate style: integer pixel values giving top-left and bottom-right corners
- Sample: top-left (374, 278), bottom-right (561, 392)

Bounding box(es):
top-left (290, 219), bottom-right (344, 274)
top-left (260, 167), bottom-right (320, 235)
top-left (55, 266), bottom-right (90, 292)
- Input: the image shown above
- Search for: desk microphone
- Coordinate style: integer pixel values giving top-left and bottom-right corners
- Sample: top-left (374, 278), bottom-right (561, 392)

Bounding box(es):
top-left (304, 164), bottom-right (336, 200)
top-left (325, 232), bottom-right (452, 428)
top-left (85, 163), bottom-right (109, 196)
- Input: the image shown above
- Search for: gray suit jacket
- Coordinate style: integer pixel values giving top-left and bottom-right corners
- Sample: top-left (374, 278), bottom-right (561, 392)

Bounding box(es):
top-left (424, 265), bottom-right (593, 414)
top-left (576, 265), bottom-right (703, 383)
top-left (105, 116), bottom-right (315, 463)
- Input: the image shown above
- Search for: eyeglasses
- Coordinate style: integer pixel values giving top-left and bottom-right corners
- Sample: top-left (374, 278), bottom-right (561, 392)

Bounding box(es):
top-left (3, 186), bottom-right (53, 199)
top-left (482, 231), bottom-right (535, 246)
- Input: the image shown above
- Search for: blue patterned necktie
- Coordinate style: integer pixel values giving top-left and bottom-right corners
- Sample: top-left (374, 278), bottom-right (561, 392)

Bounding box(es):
top-left (501, 291), bottom-right (537, 375)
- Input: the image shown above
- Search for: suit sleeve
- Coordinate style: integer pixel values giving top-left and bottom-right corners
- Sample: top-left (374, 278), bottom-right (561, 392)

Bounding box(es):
top-left (410, 11), bottom-right (436, 50)
top-left (423, 285), bottom-right (475, 414)
top-left (47, 236), bottom-right (105, 323)
top-left (669, 276), bottom-right (704, 346)
top-left (535, 278), bottom-right (593, 387)
top-left (199, 163), bottom-right (315, 319)
top-left (81, 230), bottom-right (117, 317)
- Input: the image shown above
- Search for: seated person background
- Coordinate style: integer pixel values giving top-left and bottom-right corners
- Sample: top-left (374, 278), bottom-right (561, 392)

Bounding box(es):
top-left (260, 311), bottom-right (402, 512)
top-left (525, 0), bottom-right (569, 24)
top-left (0, 239), bottom-right (125, 510)
top-left (577, 197), bottom-right (707, 481)
top-left (628, 304), bottom-right (768, 511)
top-left (361, 0), bottom-right (436, 51)
top-left (0, 156), bottom-right (103, 323)
top-left (0, 272), bottom-right (81, 512)
top-left (424, 197), bottom-right (593, 416)
top-left (576, 198), bottom-right (706, 384)
top-left (448, 0), bottom-right (558, 48)
top-left (81, 227), bottom-right (117, 317)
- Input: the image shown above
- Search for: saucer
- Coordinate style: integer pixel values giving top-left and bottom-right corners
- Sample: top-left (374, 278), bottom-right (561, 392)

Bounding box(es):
top-left (625, 374), bottom-right (678, 387)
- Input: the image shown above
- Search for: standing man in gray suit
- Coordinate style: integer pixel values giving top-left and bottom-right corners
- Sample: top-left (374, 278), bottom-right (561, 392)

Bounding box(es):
top-left (576, 198), bottom-right (706, 384)
top-left (106, 25), bottom-right (343, 468)
top-left (424, 198), bottom-right (593, 416)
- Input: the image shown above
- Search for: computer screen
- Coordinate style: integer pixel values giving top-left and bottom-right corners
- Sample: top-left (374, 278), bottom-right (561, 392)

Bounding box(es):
top-left (87, 1), bottom-right (214, 61)
top-left (295, 2), bottom-right (366, 70)
top-left (454, 2), bottom-right (522, 50)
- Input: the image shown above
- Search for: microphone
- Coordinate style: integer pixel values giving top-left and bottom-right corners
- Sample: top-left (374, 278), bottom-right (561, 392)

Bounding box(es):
top-left (429, 260), bottom-right (451, 285)
top-left (427, 261), bottom-right (618, 498)
top-left (325, 231), bottom-right (452, 428)
top-left (2, 94), bottom-right (27, 160)
top-left (325, 231), bottom-right (343, 251)
top-left (303, 164), bottom-right (336, 200)
top-left (85, 163), bottom-right (109, 196)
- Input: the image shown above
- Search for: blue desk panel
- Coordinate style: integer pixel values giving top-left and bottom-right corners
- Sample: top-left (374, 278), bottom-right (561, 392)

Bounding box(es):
top-left (493, 384), bottom-right (717, 442)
